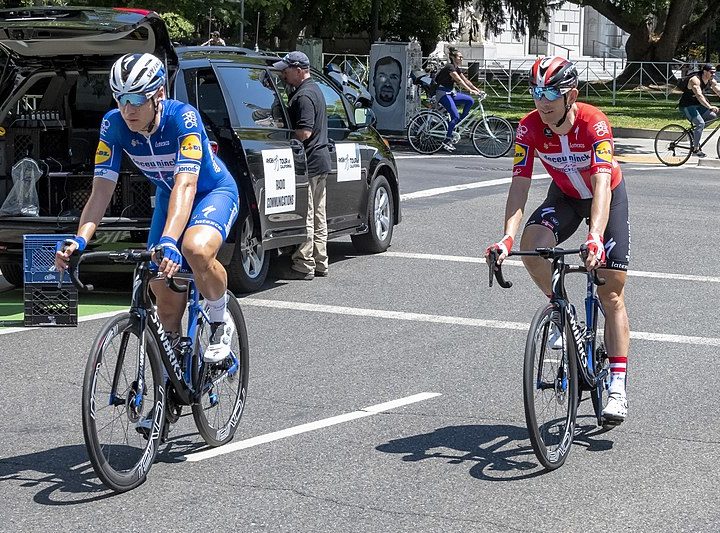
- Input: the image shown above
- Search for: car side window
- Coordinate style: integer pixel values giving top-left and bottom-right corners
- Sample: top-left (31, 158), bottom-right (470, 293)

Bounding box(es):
top-left (312, 76), bottom-right (350, 130)
top-left (194, 69), bottom-right (232, 130)
top-left (218, 67), bottom-right (287, 129)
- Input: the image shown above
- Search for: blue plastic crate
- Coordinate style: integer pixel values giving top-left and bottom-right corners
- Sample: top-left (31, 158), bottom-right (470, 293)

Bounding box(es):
top-left (23, 234), bottom-right (73, 284)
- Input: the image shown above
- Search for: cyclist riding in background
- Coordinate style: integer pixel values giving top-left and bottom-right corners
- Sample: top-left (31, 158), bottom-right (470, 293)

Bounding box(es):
top-left (55, 53), bottom-right (240, 364)
top-left (434, 46), bottom-right (482, 152)
top-left (484, 56), bottom-right (631, 423)
top-left (678, 63), bottom-right (720, 158)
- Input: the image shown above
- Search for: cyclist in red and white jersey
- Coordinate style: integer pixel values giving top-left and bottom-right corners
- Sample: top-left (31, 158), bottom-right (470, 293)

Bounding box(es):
top-left (485, 56), bottom-right (630, 422)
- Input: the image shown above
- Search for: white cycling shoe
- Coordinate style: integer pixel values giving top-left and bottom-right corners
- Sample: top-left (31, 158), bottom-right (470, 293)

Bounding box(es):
top-left (602, 390), bottom-right (628, 423)
top-left (204, 312), bottom-right (234, 363)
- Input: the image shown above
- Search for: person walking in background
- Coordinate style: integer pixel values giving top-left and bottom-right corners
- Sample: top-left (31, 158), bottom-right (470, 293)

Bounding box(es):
top-left (202, 31), bottom-right (226, 46)
top-left (678, 63), bottom-right (720, 157)
top-left (274, 51), bottom-right (331, 280)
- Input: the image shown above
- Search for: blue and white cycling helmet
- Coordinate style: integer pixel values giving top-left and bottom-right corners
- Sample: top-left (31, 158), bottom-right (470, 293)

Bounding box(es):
top-left (110, 53), bottom-right (166, 97)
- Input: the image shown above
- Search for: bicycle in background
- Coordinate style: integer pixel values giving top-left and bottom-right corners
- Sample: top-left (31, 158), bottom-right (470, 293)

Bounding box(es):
top-left (488, 246), bottom-right (614, 470)
top-left (69, 249), bottom-right (249, 492)
top-left (654, 116), bottom-right (720, 166)
top-left (407, 71), bottom-right (514, 157)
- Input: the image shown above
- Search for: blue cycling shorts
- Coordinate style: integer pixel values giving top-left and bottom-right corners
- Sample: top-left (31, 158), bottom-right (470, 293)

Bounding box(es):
top-left (147, 186), bottom-right (239, 250)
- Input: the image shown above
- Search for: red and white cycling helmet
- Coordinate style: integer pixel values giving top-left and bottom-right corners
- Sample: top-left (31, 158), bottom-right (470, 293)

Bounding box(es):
top-left (529, 56), bottom-right (578, 91)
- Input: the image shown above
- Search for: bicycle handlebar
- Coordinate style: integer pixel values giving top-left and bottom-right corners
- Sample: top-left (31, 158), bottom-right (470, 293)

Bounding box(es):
top-left (64, 247), bottom-right (188, 293)
top-left (487, 245), bottom-right (606, 289)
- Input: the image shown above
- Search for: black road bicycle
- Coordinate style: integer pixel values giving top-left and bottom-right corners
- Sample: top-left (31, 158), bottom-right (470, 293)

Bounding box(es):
top-left (68, 249), bottom-right (249, 492)
top-left (654, 116), bottom-right (720, 166)
top-left (488, 246), bottom-right (615, 470)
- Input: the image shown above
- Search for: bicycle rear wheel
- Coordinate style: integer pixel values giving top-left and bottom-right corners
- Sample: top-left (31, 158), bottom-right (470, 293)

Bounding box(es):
top-left (471, 116), bottom-right (514, 158)
top-left (406, 111), bottom-right (447, 154)
top-left (82, 313), bottom-right (165, 492)
top-left (192, 293), bottom-right (249, 446)
top-left (654, 124), bottom-right (693, 166)
top-left (523, 304), bottom-right (578, 470)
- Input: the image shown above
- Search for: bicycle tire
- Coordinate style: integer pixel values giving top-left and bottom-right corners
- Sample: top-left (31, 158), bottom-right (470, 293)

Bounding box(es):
top-left (523, 304), bottom-right (578, 470)
top-left (715, 130), bottom-right (720, 160)
top-left (82, 312), bottom-right (165, 492)
top-left (471, 116), bottom-right (514, 158)
top-left (192, 293), bottom-right (250, 447)
top-left (589, 299), bottom-right (611, 426)
top-left (654, 124), bottom-right (693, 166)
top-left (406, 111), bottom-right (447, 154)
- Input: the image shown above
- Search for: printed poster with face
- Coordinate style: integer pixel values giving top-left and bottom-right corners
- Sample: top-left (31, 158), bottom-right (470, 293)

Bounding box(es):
top-left (336, 143), bottom-right (362, 182)
top-left (262, 148), bottom-right (296, 214)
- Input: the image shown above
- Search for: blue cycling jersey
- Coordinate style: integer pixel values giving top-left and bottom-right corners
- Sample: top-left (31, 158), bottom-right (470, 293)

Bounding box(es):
top-left (94, 99), bottom-right (235, 195)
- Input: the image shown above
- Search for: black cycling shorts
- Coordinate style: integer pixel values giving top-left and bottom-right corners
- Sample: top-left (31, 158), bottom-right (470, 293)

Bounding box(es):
top-left (525, 179), bottom-right (630, 271)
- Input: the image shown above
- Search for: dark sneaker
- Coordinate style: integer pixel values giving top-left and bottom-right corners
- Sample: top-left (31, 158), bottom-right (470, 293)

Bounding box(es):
top-left (205, 315), bottom-right (234, 363)
top-left (314, 270), bottom-right (328, 277)
top-left (695, 150), bottom-right (707, 158)
top-left (285, 268), bottom-right (314, 280)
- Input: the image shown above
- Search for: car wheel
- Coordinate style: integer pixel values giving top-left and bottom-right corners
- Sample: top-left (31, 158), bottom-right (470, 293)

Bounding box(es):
top-left (227, 210), bottom-right (270, 293)
top-left (351, 175), bottom-right (394, 254)
top-left (0, 263), bottom-right (22, 288)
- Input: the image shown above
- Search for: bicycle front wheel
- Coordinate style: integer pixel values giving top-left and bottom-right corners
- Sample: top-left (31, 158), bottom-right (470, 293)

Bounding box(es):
top-left (192, 293), bottom-right (250, 447)
top-left (654, 124), bottom-right (693, 166)
top-left (82, 313), bottom-right (165, 492)
top-left (523, 305), bottom-right (578, 470)
top-left (471, 116), bottom-right (514, 157)
top-left (406, 111), bottom-right (448, 154)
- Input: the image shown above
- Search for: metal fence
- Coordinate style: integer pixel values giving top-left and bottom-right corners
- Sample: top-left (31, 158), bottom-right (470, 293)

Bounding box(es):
top-left (321, 53), bottom-right (692, 106)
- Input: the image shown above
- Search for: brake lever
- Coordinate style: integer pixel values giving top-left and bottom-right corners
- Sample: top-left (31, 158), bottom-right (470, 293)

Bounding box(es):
top-left (66, 249), bottom-right (93, 292)
top-left (153, 245), bottom-right (188, 293)
top-left (579, 244), bottom-right (606, 286)
top-left (488, 250), bottom-right (513, 289)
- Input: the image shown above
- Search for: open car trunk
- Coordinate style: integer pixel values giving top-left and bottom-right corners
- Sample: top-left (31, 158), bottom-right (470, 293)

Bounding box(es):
top-left (0, 7), bottom-right (176, 232)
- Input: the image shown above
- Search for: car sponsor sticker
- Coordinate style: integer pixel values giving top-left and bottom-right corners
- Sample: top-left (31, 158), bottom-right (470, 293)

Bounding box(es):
top-left (95, 140), bottom-right (112, 165)
top-left (336, 143), bottom-right (361, 182)
top-left (593, 139), bottom-right (613, 164)
top-left (179, 134), bottom-right (202, 160)
top-left (262, 148), bottom-right (296, 215)
top-left (513, 143), bottom-right (529, 167)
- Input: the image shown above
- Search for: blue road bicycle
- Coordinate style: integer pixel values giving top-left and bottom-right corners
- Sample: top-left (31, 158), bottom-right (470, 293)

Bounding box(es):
top-left (489, 246), bottom-right (612, 470)
top-left (68, 249), bottom-right (249, 492)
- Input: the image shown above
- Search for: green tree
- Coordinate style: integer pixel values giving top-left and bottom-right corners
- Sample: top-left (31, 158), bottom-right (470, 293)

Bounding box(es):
top-left (160, 12), bottom-right (195, 43)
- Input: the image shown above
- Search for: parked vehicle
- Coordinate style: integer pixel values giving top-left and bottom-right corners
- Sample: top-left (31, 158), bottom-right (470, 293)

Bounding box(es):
top-left (0, 7), bottom-right (401, 292)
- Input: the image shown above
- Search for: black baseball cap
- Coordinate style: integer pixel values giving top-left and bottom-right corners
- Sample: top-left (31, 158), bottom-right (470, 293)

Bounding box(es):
top-left (702, 63), bottom-right (715, 71)
top-left (273, 51), bottom-right (310, 70)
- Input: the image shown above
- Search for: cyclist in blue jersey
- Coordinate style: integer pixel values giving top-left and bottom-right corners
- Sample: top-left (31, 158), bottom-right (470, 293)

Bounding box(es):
top-left (55, 53), bottom-right (239, 364)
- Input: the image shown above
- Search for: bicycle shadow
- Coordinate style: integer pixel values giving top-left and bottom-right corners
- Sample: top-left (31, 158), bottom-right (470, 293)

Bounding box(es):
top-left (376, 420), bottom-right (615, 479)
top-left (0, 434), bottom-right (207, 503)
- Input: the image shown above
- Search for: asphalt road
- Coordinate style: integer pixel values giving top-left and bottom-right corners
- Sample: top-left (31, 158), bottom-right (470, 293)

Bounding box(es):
top-left (1, 154), bottom-right (718, 532)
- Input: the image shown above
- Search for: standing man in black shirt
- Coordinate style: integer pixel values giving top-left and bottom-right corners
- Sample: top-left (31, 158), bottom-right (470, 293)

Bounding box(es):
top-left (274, 51), bottom-right (332, 280)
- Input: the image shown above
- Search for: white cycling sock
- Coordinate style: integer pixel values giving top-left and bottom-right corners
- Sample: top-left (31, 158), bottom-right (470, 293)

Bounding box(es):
top-left (205, 294), bottom-right (227, 323)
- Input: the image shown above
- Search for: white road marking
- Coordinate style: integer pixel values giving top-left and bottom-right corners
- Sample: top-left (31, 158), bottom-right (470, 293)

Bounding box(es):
top-left (399, 174), bottom-right (550, 201)
top-left (0, 310), bottom-right (124, 335)
top-left (241, 298), bottom-right (720, 347)
top-left (183, 392), bottom-right (442, 462)
top-left (383, 251), bottom-right (720, 284)
top-left (394, 154), bottom-right (498, 159)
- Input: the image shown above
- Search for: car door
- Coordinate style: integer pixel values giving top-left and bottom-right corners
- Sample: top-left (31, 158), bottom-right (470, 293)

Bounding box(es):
top-left (210, 65), bottom-right (309, 248)
top-left (310, 75), bottom-right (367, 232)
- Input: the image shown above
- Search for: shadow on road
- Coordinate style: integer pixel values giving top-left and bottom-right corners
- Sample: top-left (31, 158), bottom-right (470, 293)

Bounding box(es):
top-left (376, 419), bottom-right (614, 480)
top-left (0, 432), bottom-right (206, 503)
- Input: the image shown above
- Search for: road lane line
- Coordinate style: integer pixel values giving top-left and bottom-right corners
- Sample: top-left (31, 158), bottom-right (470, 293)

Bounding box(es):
top-left (382, 251), bottom-right (720, 284)
top-left (399, 174), bottom-right (550, 201)
top-left (183, 392), bottom-right (442, 462)
top-left (241, 298), bottom-right (720, 347)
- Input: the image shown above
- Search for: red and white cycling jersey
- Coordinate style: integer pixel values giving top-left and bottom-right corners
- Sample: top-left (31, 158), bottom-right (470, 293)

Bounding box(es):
top-left (512, 102), bottom-right (623, 199)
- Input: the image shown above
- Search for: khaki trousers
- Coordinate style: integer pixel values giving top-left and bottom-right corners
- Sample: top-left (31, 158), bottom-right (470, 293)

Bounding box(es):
top-left (292, 173), bottom-right (328, 274)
